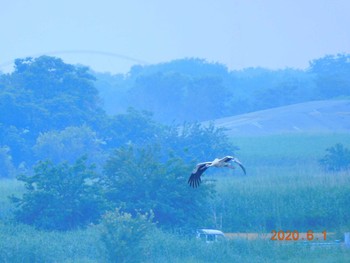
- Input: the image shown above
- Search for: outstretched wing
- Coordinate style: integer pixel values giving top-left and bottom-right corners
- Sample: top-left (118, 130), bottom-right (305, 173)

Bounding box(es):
top-left (232, 158), bottom-right (246, 175)
top-left (188, 162), bottom-right (211, 188)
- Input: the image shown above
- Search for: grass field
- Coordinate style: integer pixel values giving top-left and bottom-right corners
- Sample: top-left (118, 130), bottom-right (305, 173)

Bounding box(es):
top-left (232, 132), bottom-right (350, 167)
top-left (1, 132), bottom-right (350, 262)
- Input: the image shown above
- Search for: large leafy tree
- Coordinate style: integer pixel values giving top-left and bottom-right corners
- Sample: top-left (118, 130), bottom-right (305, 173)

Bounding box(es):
top-left (0, 56), bottom-right (104, 136)
top-left (11, 157), bottom-right (106, 231)
top-left (102, 145), bottom-right (214, 230)
top-left (100, 108), bottom-right (162, 149)
top-left (0, 56), bottom-right (105, 165)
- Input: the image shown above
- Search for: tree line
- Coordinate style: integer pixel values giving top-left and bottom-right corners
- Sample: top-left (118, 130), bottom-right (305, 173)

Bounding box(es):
top-left (95, 54), bottom-right (350, 123)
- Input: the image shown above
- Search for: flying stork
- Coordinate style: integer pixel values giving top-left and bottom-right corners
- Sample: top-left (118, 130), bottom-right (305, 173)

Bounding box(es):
top-left (188, 156), bottom-right (246, 188)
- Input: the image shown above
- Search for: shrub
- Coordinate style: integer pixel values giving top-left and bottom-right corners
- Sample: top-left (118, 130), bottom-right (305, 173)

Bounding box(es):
top-left (319, 143), bottom-right (350, 171)
top-left (100, 208), bottom-right (155, 263)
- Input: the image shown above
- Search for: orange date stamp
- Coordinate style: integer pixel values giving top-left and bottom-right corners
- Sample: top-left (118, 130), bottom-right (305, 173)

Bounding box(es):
top-left (270, 230), bottom-right (327, 241)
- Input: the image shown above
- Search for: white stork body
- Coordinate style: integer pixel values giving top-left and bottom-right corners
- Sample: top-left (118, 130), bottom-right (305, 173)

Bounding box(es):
top-left (188, 156), bottom-right (246, 188)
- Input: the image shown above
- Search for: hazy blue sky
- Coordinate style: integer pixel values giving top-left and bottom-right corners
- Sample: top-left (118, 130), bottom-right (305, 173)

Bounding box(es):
top-left (1, 0), bottom-right (350, 73)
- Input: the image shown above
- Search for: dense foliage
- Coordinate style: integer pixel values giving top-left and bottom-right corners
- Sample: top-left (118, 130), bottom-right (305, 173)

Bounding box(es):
top-left (319, 143), bottom-right (350, 171)
top-left (33, 125), bottom-right (106, 167)
top-left (102, 145), bottom-right (214, 230)
top-left (0, 56), bottom-right (102, 132)
top-left (100, 208), bottom-right (155, 263)
top-left (0, 56), bottom-right (104, 166)
top-left (11, 157), bottom-right (106, 230)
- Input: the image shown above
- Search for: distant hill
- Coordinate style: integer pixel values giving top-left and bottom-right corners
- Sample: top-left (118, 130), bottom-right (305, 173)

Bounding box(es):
top-left (207, 100), bottom-right (350, 136)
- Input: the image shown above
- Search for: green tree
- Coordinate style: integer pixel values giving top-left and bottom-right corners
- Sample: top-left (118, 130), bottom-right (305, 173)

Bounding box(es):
top-left (0, 56), bottom-right (107, 165)
top-left (11, 157), bottom-right (106, 231)
top-left (319, 143), bottom-right (350, 171)
top-left (0, 56), bottom-right (104, 137)
top-left (100, 208), bottom-right (154, 263)
top-left (102, 145), bottom-right (214, 230)
top-left (33, 125), bottom-right (106, 167)
top-left (101, 108), bottom-right (161, 149)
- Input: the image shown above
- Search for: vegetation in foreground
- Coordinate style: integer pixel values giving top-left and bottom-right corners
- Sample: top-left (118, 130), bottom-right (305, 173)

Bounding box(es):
top-left (1, 150), bottom-right (349, 262)
top-left (1, 210), bottom-right (350, 263)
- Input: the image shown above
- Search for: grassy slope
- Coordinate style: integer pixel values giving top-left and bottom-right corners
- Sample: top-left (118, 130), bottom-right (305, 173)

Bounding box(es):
top-left (211, 99), bottom-right (350, 136)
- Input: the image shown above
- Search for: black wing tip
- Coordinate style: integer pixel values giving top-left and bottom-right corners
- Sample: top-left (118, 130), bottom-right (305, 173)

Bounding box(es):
top-left (188, 180), bottom-right (200, 188)
top-left (188, 172), bottom-right (202, 188)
